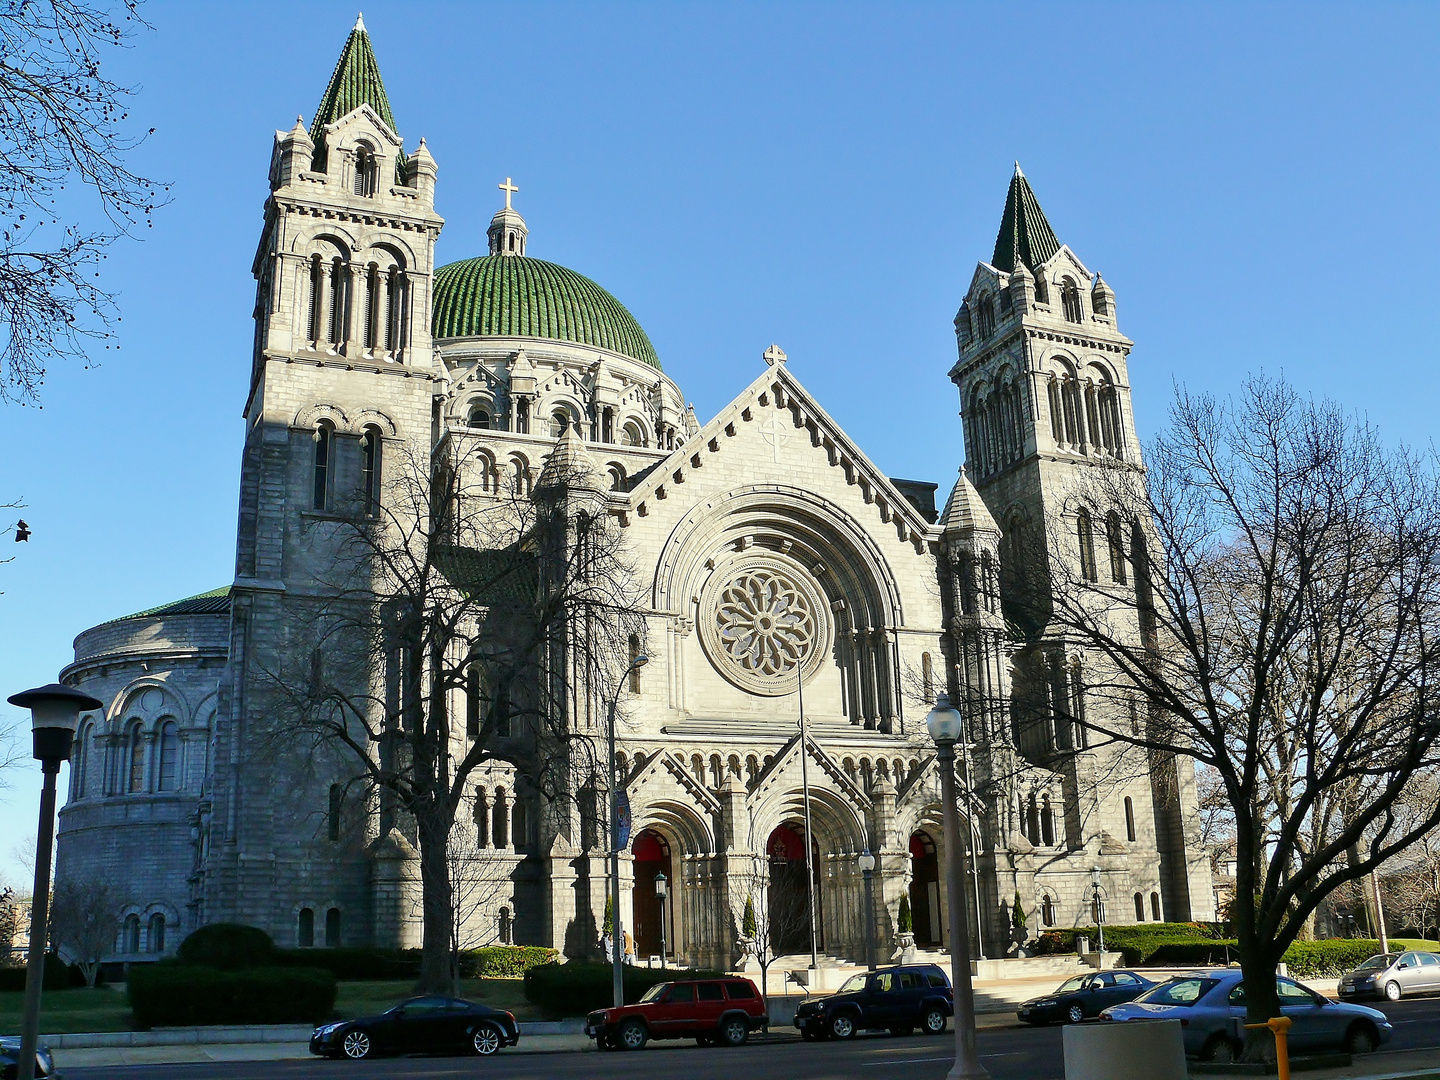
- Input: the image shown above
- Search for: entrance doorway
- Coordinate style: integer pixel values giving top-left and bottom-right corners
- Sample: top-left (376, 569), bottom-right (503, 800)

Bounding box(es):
top-left (632, 830), bottom-right (671, 959)
top-left (767, 824), bottom-right (822, 955)
top-left (909, 831), bottom-right (941, 946)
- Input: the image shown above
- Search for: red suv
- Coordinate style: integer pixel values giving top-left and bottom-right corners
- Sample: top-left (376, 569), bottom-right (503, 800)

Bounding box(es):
top-left (586, 977), bottom-right (768, 1051)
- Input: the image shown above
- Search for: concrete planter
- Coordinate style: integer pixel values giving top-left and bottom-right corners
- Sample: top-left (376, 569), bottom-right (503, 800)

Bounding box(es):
top-left (1062, 1018), bottom-right (1186, 1080)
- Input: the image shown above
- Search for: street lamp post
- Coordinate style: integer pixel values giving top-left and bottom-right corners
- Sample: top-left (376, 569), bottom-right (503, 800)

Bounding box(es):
top-left (926, 694), bottom-right (990, 1080)
top-left (858, 850), bottom-right (877, 972)
top-left (655, 872), bottom-right (668, 964)
top-left (608, 654), bottom-right (648, 1009)
top-left (8, 682), bottom-right (103, 1080)
top-left (1090, 866), bottom-right (1106, 957)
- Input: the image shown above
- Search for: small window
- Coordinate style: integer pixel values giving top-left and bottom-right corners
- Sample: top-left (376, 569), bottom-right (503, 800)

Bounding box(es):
top-left (725, 981), bottom-right (757, 999)
top-left (1134, 893), bottom-right (1145, 921)
top-left (123, 914), bottom-right (140, 953)
top-left (1124, 796), bottom-right (1137, 842)
top-left (1061, 277), bottom-right (1083, 323)
top-left (361, 426), bottom-right (382, 514)
top-left (467, 407), bottom-right (491, 429)
top-left (1151, 892), bottom-right (1162, 921)
top-left (325, 907), bottom-right (341, 947)
top-left (128, 724), bottom-right (145, 793)
top-left (498, 906), bottom-right (513, 944)
top-left (697, 983), bottom-right (726, 1001)
top-left (1077, 509), bottom-right (1097, 582)
top-left (298, 907), bottom-right (315, 948)
top-left (1041, 896), bottom-right (1056, 927)
top-left (157, 721), bottom-right (178, 792)
top-left (666, 984), bottom-right (696, 1004)
top-left (148, 913), bottom-right (166, 953)
top-left (312, 421), bottom-right (334, 510)
top-left (628, 634), bottom-right (643, 693)
top-left (921, 653), bottom-right (933, 702)
top-left (1107, 511), bottom-right (1128, 583)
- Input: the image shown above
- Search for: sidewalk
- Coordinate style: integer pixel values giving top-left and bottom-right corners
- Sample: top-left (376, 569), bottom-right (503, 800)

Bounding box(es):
top-left (1195, 1047), bottom-right (1440, 1079)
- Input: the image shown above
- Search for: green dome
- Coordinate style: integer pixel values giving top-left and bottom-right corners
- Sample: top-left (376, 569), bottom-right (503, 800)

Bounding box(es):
top-left (431, 255), bottom-right (661, 370)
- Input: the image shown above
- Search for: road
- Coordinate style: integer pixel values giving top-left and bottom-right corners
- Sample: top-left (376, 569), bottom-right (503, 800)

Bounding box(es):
top-left (66, 996), bottom-right (1440, 1080)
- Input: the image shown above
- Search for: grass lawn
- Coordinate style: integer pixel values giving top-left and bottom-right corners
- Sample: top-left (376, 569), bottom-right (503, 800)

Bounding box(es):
top-left (0, 978), bottom-right (538, 1036)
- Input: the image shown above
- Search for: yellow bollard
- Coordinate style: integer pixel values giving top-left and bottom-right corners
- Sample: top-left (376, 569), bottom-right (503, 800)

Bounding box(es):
top-left (1244, 1016), bottom-right (1293, 1080)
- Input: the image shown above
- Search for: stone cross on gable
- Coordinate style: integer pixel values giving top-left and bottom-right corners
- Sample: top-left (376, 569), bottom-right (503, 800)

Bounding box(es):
top-left (763, 344), bottom-right (788, 366)
top-left (759, 413), bottom-right (791, 463)
top-left (498, 177), bottom-right (519, 210)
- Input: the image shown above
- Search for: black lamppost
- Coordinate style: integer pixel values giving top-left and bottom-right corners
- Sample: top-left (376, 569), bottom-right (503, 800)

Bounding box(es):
top-left (926, 693), bottom-right (990, 1080)
top-left (608, 653), bottom-right (648, 1008)
top-left (8, 682), bottom-right (103, 1080)
top-left (1090, 866), bottom-right (1107, 956)
top-left (858, 850), bottom-right (877, 972)
top-left (655, 872), bottom-right (668, 964)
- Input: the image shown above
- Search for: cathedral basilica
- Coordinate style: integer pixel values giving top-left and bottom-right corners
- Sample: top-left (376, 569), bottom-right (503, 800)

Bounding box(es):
top-left (53, 18), bottom-right (1212, 969)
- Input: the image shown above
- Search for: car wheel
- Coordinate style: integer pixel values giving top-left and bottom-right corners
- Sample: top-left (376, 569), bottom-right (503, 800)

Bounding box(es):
top-left (618, 1019), bottom-right (649, 1051)
top-left (720, 1016), bottom-right (749, 1046)
top-left (341, 1029), bottom-right (373, 1060)
top-left (1201, 1034), bottom-right (1238, 1064)
top-left (889, 1025), bottom-right (913, 1037)
top-left (472, 1025), bottom-right (502, 1056)
top-left (1067, 1003), bottom-right (1085, 1024)
top-left (829, 1013), bottom-right (857, 1040)
top-left (1346, 1022), bottom-right (1378, 1054)
top-left (1385, 981), bottom-right (1403, 1001)
top-left (921, 1006), bottom-right (947, 1035)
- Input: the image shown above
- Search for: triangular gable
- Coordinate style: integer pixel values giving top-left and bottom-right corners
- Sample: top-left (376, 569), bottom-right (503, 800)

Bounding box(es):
top-left (322, 103), bottom-right (404, 149)
top-left (626, 750), bottom-right (722, 817)
top-left (1036, 243), bottom-right (1092, 282)
top-left (621, 360), bottom-right (939, 546)
top-left (750, 730), bottom-right (870, 810)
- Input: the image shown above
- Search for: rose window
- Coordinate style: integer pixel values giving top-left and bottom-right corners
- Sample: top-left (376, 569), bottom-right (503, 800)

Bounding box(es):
top-left (700, 559), bottom-right (830, 695)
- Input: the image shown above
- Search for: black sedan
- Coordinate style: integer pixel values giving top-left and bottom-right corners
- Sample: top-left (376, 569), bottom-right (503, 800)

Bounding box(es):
top-left (310, 995), bottom-right (520, 1059)
top-left (1, 1036), bottom-right (59, 1080)
top-left (1017, 969), bottom-right (1154, 1025)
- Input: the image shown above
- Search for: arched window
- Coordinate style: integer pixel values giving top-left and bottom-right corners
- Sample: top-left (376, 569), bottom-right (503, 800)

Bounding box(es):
top-left (1134, 893), bottom-right (1146, 922)
top-left (1107, 511), bottom-right (1127, 583)
top-left (1048, 378), bottom-right (1064, 444)
top-left (157, 721), bottom-right (178, 792)
top-left (492, 789), bottom-right (509, 849)
top-left (498, 906), bottom-right (513, 945)
top-left (148, 912), bottom-right (166, 952)
top-left (361, 425), bottom-right (382, 514)
top-left (1034, 274), bottom-right (1049, 305)
top-left (328, 784), bottom-right (342, 842)
top-left (325, 907), bottom-right (341, 947)
top-left (468, 405), bottom-right (491, 429)
top-left (353, 145), bottom-right (375, 196)
top-left (1151, 892), bottom-right (1162, 921)
top-left (128, 723), bottom-right (145, 793)
top-left (313, 420), bottom-right (334, 510)
top-left (1124, 796), bottom-right (1137, 842)
top-left (510, 457), bottom-right (530, 495)
top-left (628, 634), bottom-right (642, 693)
top-left (327, 257), bottom-right (346, 344)
top-left (475, 788), bottom-right (490, 847)
top-left (607, 464), bottom-right (626, 492)
top-left (621, 420), bottom-right (647, 448)
top-left (1026, 792), bottom-right (1041, 842)
top-left (384, 266), bottom-right (404, 352)
top-left (363, 263), bottom-right (380, 349)
top-left (73, 722), bottom-right (90, 798)
top-left (1041, 795), bottom-right (1055, 846)
top-left (306, 254), bottom-right (324, 342)
top-left (921, 653), bottom-right (933, 701)
top-left (297, 907), bottom-right (315, 948)
top-left (1041, 896), bottom-right (1056, 927)
top-left (551, 408), bottom-right (572, 438)
top-left (976, 295), bottom-right (995, 338)
top-left (1076, 509), bottom-right (1097, 582)
top-left (122, 914), bottom-right (140, 954)
top-left (1061, 277), bottom-right (1083, 323)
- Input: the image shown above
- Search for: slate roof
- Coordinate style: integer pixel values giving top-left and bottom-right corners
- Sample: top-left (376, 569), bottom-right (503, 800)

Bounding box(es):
top-left (432, 255), bottom-right (661, 370)
top-left (991, 163), bottom-right (1061, 273)
top-left (105, 586), bottom-right (232, 624)
top-left (311, 18), bottom-right (396, 142)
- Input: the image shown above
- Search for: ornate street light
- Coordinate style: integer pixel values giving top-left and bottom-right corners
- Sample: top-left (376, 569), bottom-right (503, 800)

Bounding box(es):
top-left (655, 872), bottom-right (668, 963)
top-left (925, 694), bottom-right (990, 1080)
top-left (858, 850), bottom-right (877, 972)
top-left (8, 682), bottom-right (103, 1080)
top-left (608, 653), bottom-right (648, 1008)
top-left (1090, 865), bottom-right (1107, 956)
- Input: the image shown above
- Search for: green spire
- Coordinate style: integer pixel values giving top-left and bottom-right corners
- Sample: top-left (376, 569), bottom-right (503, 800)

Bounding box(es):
top-left (991, 162), bottom-right (1061, 273)
top-left (310, 14), bottom-right (397, 144)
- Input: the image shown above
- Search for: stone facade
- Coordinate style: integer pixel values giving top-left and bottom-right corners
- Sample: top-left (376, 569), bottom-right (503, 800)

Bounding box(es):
top-left (53, 21), bottom-right (1212, 967)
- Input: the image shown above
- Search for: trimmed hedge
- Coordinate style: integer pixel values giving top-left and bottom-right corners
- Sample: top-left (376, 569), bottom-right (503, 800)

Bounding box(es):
top-left (177, 923), bottom-right (276, 971)
top-left (128, 962), bottom-right (337, 1028)
top-left (273, 947), bottom-right (419, 981)
top-left (1036, 927), bottom-right (1389, 979)
top-left (523, 961), bottom-right (725, 1018)
top-left (1283, 939), bottom-right (1388, 978)
top-left (1034, 922), bottom-right (1228, 966)
top-left (463, 946), bottom-right (559, 978)
top-left (0, 954), bottom-right (77, 992)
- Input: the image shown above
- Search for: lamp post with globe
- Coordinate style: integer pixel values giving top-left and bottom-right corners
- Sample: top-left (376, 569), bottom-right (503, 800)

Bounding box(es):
top-left (655, 872), bottom-right (668, 963)
top-left (8, 682), bottom-right (103, 1080)
top-left (858, 850), bottom-right (877, 972)
top-left (608, 653), bottom-right (648, 1008)
top-left (926, 693), bottom-right (990, 1080)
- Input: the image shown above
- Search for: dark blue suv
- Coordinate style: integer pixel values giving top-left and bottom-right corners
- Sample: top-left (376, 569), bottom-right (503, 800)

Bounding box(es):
top-left (793, 964), bottom-right (953, 1040)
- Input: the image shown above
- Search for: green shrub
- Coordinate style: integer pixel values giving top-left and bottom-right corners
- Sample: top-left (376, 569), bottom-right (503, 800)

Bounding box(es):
top-left (742, 896), bottom-right (757, 939)
top-left (1035, 930), bottom-right (1384, 979)
top-left (523, 961), bottom-right (725, 1018)
top-left (1013, 889), bottom-right (1027, 930)
top-left (128, 962), bottom-right (336, 1028)
top-left (1033, 922), bottom-right (1228, 966)
top-left (1282, 939), bottom-right (1385, 979)
top-left (176, 924), bottom-right (276, 970)
top-left (460, 946), bottom-right (559, 979)
top-left (0, 953), bottom-right (73, 992)
top-left (898, 895), bottom-right (913, 934)
top-left (272, 947), bottom-right (419, 981)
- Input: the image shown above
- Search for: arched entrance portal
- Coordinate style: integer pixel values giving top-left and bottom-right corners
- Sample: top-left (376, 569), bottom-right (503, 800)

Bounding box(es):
top-left (909, 831), bottom-right (941, 946)
top-left (631, 830), bottom-right (672, 959)
top-left (767, 824), bottom-right (822, 955)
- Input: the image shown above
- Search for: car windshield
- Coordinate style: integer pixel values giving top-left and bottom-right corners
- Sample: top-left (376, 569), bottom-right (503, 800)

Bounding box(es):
top-left (838, 974), bottom-right (869, 994)
top-left (638, 983), bottom-right (670, 1003)
top-left (1137, 977), bottom-right (1220, 1006)
top-left (1355, 954), bottom-right (1400, 972)
top-left (1054, 976), bottom-right (1089, 993)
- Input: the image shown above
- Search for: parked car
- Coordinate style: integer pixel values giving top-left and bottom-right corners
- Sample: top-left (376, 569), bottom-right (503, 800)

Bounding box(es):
top-left (1100, 969), bottom-right (1392, 1063)
top-left (793, 964), bottom-right (953, 1041)
top-left (1017, 969), bottom-right (1155, 1025)
top-left (585, 977), bottom-right (767, 1050)
top-left (1339, 950), bottom-right (1440, 1002)
top-left (0, 1036), bottom-right (60, 1080)
top-left (309, 995), bottom-right (520, 1059)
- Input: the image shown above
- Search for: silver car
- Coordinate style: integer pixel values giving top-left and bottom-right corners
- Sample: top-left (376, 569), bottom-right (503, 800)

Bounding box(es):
top-left (1339, 950), bottom-right (1440, 1001)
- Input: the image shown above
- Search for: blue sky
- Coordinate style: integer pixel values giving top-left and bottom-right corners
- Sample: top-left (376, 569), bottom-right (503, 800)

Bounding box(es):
top-left (2, 1), bottom-right (1438, 883)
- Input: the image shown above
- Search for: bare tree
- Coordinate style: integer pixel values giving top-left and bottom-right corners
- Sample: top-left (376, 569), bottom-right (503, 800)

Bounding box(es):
top-left (262, 432), bottom-right (644, 992)
top-left (1044, 374), bottom-right (1440, 1059)
top-left (0, 0), bottom-right (168, 403)
top-left (49, 876), bottom-right (124, 987)
top-left (441, 813), bottom-right (517, 984)
top-left (730, 839), bottom-right (820, 1001)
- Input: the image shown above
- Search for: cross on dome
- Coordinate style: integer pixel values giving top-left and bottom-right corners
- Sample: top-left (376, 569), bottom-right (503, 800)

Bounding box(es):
top-left (499, 177), bottom-right (519, 210)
